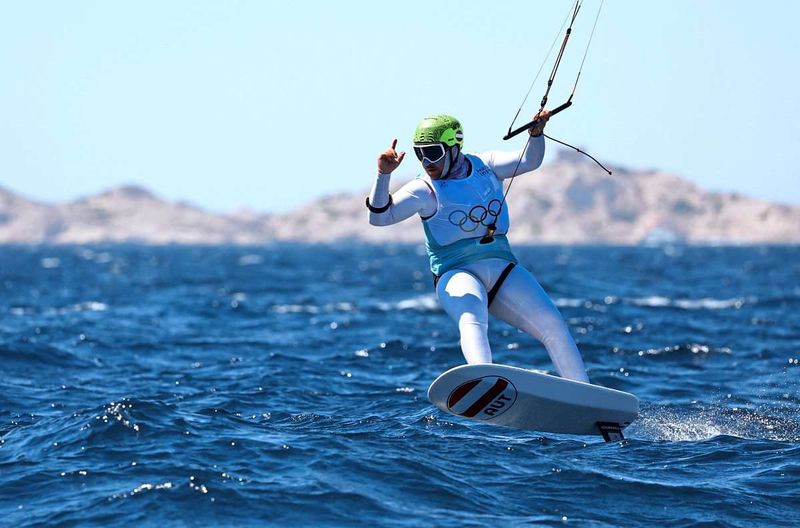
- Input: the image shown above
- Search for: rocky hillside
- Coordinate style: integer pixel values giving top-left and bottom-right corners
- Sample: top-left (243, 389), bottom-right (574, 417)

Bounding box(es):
top-left (270, 152), bottom-right (800, 245)
top-left (0, 185), bottom-right (272, 245)
top-left (1, 153), bottom-right (798, 245)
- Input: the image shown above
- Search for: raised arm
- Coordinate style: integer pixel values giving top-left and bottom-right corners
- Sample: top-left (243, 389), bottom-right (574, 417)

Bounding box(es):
top-left (478, 110), bottom-right (551, 180)
top-left (367, 139), bottom-right (437, 226)
top-left (478, 134), bottom-right (545, 180)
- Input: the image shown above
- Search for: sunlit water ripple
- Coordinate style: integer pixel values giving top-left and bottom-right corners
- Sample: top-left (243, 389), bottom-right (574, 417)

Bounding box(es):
top-left (1, 244), bottom-right (798, 527)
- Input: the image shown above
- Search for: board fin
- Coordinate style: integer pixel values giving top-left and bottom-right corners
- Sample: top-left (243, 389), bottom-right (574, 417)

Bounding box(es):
top-left (597, 422), bottom-right (624, 442)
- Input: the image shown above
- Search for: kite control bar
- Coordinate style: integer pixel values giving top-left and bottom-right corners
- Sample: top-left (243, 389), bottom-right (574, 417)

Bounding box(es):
top-left (502, 100), bottom-right (572, 140)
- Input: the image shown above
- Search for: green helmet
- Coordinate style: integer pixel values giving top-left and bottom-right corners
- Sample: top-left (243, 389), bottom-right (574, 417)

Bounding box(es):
top-left (413, 115), bottom-right (464, 147)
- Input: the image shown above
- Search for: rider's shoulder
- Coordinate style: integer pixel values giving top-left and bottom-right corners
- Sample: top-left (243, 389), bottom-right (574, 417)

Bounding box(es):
top-left (467, 152), bottom-right (492, 174)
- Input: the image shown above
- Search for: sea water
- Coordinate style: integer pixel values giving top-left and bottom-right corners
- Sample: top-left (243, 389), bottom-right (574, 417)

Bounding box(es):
top-left (0, 244), bottom-right (798, 527)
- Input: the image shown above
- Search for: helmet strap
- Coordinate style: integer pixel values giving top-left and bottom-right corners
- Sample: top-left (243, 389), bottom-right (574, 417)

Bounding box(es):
top-left (440, 148), bottom-right (452, 179)
top-left (441, 145), bottom-right (461, 179)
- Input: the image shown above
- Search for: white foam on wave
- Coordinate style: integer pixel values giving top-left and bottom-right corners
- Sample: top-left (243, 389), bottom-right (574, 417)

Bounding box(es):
top-left (272, 304), bottom-right (320, 314)
top-left (238, 254), bottom-right (263, 266)
top-left (629, 296), bottom-right (749, 310)
top-left (47, 301), bottom-right (109, 315)
top-left (674, 298), bottom-right (745, 310)
top-left (94, 252), bottom-right (113, 264)
top-left (555, 298), bottom-right (586, 308)
top-left (554, 296), bottom-right (750, 310)
top-left (81, 301), bottom-right (108, 312)
top-left (78, 250), bottom-right (113, 264)
top-left (278, 293), bottom-right (744, 315)
top-left (131, 481), bottom-right (173, 495)
top-left (40, 257), bottom-right (60, 269)
top-left (271, 302), bottom-right (355, 314)
top-left (634, 405), bottom-right (800, 442)
top-left (395, 294), bottom-right (439, 311)
top-left (631, 296), bottom-right (672, 307)
top-left (637, 344), bottom-right (731, 356)
top-left (376, 294), bottom-right (440, 312)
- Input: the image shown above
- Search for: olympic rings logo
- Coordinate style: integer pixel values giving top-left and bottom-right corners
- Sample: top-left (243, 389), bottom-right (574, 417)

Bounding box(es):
top-left (448, 199), bottom-right (503, 233)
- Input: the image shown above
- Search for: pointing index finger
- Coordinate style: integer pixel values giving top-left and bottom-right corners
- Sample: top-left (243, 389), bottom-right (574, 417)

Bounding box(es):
top-left (390, 138), bottom-right (398, 151)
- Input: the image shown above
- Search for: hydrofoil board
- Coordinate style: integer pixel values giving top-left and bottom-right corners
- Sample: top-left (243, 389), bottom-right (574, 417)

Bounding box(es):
top-left (427, 364), bottom-right (638, 441)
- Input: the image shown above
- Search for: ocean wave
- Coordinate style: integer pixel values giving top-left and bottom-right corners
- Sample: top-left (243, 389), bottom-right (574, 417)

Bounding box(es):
top-left (238, 254), bottom-right (264, 266)
top-left (634, 344), bottom-right (732, 356)
top-left (1, 340), bottom-right (90, 369)
top-left (58, 301), bottom-right (109, 314)
top-left (628, 296), bottom-right (751, 310)
top-left (3, 245), bottom-right (799, 526)
top-left (632, 404), bottom-right (800, 442)
top-left (554, 298), bottom-right (587, 308)
top-left (557, 296), bottom-right (752, 311)
top-left (40, 257), bottom-right (60, 269)
top-left (271, 301), bottom-right (356, 314)
top-left (8, 301), bottom-right (109, 316)
top-left (375, 294), bottom-right (440, 312)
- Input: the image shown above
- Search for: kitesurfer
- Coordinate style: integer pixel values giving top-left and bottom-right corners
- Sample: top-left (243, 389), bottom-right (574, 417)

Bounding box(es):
top-left (366, 114), bottom-right (590, 383)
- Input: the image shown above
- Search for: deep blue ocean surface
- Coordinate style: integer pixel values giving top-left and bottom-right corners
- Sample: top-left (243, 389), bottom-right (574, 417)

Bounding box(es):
top-left (1, 244), bottom-right (798, 527)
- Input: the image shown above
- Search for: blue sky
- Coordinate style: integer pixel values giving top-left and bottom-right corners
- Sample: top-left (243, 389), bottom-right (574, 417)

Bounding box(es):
top-left (1, 1), bottom-right (798, 212)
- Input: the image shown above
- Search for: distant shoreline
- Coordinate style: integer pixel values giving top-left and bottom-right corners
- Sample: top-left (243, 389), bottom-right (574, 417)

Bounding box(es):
top-left (3, 156), bottom-right (799, 245)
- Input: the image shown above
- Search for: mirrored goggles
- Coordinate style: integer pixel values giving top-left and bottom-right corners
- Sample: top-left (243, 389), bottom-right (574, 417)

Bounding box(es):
top-left (413, 143), bottom-right (446, 164)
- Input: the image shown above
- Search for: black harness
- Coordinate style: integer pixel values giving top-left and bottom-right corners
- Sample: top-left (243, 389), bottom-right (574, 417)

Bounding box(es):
top-left (433, 262), bottom-right (516, 308)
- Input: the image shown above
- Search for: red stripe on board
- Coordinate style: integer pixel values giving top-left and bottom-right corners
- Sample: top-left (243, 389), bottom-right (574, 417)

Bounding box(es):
top-left (448, 379), bottom-right (481, 408)
top-left (461, 378), bottom-right (508, 418)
